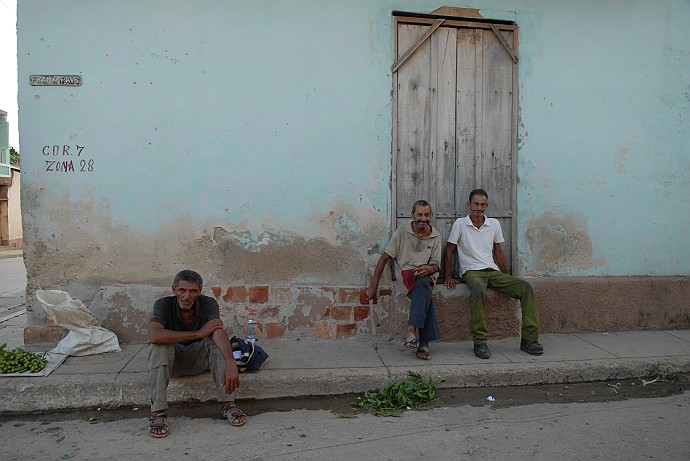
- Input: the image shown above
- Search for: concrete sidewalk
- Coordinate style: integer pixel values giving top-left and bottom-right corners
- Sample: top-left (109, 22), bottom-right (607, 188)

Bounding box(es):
top-left (1, 328), bottom-right (690, 413)
top-left (0, 249), bottom-right (23, 260)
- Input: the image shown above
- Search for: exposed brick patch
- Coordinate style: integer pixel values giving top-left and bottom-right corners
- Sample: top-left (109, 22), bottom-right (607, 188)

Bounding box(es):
top-left (260, 306), bottom-right (281, 318)
top-left (354, 306), bottom-right (369, 322)
top-left (312, 321), bottom-right (336, 339)
top-left (270, 287), bottom-right (292, 304)
top-left (322, 307), bottom-right (331, 319)
top-left (336, 322), bottom-right (358, 338)
top-left (295, 287), bottom-right (336, 307)
top-left (223, 286), bottom-right (248, 302)
top-left (319, 287), bottom-right (338, 298)
top-left (239, 307), bottom-right (260, 319)
top-left (265, 322), bottom-right (286, 339)
top-left (241, 321), bottom-right (262, 339)
top-left (211, 287), bottom-right (222, 300)
top-left (249, 286), bottom-right (269, 303)
top-left (329, 306), bottom-right (352, 321)
top-left (338, 288), bottom-right (361, 304)
top-left (23, 326), bottom-right (68, 345)
top-left (379, 289), bottom-right (392, 296)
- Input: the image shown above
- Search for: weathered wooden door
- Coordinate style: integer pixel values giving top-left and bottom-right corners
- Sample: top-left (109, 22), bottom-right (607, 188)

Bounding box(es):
top-left (393, 14), bottom-right (518, 276)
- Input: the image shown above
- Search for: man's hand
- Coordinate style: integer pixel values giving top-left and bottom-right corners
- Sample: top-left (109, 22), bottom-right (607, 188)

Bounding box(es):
top-left (414, 264), bottom-right (437, 279)
top-left (197, 319), bottom-right (225, 339)
top-left (363, 286), bottom-right (377, 302)
top-left (444, 276), bottom-right (457, 289)
top-left (223, 360), bottom-right (240, 395)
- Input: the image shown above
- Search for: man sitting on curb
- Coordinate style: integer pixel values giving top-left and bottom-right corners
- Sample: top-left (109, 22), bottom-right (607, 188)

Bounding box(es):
top-left (444, 189), bottom-right (543, 359)
top-left (147, 269), bottom-right (246, 438)
top-left (364, 200), bottom-right (441, 360)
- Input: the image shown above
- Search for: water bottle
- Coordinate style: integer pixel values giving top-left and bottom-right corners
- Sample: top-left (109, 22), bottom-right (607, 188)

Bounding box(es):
top-left (247, 320), bottom-right (256, 344)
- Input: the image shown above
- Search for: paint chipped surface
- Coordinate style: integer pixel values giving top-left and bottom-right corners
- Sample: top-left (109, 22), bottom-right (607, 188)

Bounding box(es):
top-left (22, 187), bottom-right (387, 303)
top-left (525, 211), bottom-right (605, 274)
top-left (614, 143), bottom-right (631, 172)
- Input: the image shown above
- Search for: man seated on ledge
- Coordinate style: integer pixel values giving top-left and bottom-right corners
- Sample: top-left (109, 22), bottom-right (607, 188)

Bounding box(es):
top-left (364, 200), bottom-right (441, 360)
top-left (444, 189), bottom-right (543, 360)
top-left (147, 269), bottom-right (245, 438)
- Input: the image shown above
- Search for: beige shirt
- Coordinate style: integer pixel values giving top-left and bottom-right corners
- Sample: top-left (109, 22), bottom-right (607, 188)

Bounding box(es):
top-left (384, 222), bottom-right (442, 286)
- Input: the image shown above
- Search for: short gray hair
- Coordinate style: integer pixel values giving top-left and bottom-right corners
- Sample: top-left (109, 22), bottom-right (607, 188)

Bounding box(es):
top-left (173, 270), bottom-right (203, 288)
top-left (411, 200), bottom-right (432, 215)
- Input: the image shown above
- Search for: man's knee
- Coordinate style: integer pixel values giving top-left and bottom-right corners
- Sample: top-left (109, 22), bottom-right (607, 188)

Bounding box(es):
top-left (465, 281), bottom-right (486, 297)
top-left (413, 276), bottom-right (433, 290)
top-left (517, 278), bottom-right (535, 296)
top-left (148, 344), bottom-right (175, 369)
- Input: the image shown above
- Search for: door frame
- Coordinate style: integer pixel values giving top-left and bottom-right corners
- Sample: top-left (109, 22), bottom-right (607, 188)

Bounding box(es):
top-left (391, 12), bottom-right (520, 275)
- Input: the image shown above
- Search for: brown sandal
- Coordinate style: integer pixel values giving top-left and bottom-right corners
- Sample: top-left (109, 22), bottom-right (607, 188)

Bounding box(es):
top-left (148, 411), bottom-right (169, 438)
top-left (416, 347), bottom-right (431, 360)
top-left (221, 402), bottom-right (247, 427)
top-left (404, 337), bottom-right (418, 348)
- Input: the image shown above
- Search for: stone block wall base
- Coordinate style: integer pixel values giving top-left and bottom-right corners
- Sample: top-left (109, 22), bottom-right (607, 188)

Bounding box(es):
top-left (23, 276), bottom-right (690, 344)
top-left (432, 276), bottom-right (690, 342)
top-left (434, 290), bottom-right (520, 342)
top-left (535, 276), bottom-right (690, 332)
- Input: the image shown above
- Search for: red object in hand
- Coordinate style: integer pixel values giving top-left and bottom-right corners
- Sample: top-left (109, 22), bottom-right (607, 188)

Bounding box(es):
top-left (401, 269), bottom-right (416, 293)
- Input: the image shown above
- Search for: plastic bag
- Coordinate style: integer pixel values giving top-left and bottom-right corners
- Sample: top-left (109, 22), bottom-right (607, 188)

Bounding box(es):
top-left (36, 289), bottom-right (121, 356)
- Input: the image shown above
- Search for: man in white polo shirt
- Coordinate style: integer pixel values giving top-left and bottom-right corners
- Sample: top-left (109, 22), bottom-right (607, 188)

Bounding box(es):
top-left (444, 189), bottom-right (542, 359)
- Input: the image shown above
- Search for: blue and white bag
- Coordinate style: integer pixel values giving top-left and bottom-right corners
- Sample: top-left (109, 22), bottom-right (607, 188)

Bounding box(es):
top-left (230, 336), bottom-right (269, 372)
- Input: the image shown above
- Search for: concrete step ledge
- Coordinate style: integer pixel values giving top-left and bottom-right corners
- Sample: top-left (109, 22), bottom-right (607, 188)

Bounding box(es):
top-left (2, 357), bottom-right (689, 413)
top-left (2, 332), bottom-right (690, 413)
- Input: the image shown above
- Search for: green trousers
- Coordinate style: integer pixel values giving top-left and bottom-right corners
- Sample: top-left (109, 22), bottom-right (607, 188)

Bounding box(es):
top-left (462, 269), bottom-right (540, 344)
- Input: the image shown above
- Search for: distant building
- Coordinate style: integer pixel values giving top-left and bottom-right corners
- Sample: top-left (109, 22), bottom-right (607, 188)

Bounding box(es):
top-left (0, 110), bottom-right (22, 249)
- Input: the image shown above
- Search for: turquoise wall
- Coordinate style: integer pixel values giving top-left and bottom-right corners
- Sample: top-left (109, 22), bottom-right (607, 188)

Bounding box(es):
top-left (514, 1), bottom-right (690, 275)
top-left (17, 0), bottom-right (690, 291)
top-left (19, 1), bottom-right (393, 235)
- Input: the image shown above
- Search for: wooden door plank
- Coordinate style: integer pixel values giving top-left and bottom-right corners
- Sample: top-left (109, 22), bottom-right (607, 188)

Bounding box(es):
top-left (489, 24), bottom-right (518, 63)
top-left (392, 19), bottom-right (445, 73)
top-left (396, 24), bottom-right (432, 222)
top-left (474, 30), bottom-right (484, 193)
top-left (455, 28), bottom-right (480, 212)
top-left (510, 29), bottom-right (519, 268)
top-left (479, 29), bottom-right (515, 268)
top-left (430, 26), bottom-right (457, 217)
top-left (478, 29), bottom-right (513, 212)
top-left (430, 27), bottom-right (458, 278)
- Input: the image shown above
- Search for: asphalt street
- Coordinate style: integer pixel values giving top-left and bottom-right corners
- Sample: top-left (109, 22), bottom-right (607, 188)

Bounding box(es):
top-left (0, 390), bottom-right (689, 460)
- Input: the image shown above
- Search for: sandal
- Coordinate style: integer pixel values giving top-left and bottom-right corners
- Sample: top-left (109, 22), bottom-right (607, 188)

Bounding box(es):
top-left (148, 411), bottom-right (169, 438)
top-left (404, 337), bottom-right (418, 348)
top-left (221, 402), bottom-right (247, 427)
top-left (416, 346), bottom-right (431, 360)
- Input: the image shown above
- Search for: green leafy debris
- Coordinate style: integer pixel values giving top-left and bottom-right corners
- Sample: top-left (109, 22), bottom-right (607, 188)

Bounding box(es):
top-left (353, 371), bottom-right (436, 416)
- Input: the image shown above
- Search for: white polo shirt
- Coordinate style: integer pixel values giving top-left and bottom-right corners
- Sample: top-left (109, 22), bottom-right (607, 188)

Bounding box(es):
top-left (447, 215), bottom-right (504, 275)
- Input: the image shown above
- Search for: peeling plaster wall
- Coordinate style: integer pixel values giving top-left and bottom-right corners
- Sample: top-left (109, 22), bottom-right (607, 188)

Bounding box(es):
top-left (17, 1), bottom-right (690, 340)
top-left (19, 1), bottom-right (393, 307)
top-left (514, 0), bottom-right (690, 276)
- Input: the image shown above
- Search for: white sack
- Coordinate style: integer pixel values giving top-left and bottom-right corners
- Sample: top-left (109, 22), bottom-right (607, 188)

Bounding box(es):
top-left (36, 289), bottom-right (121, 356)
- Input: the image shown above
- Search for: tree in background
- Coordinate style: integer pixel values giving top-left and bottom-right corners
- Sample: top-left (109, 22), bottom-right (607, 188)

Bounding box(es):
top-left (10, 146), bottom-right (19, 165)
